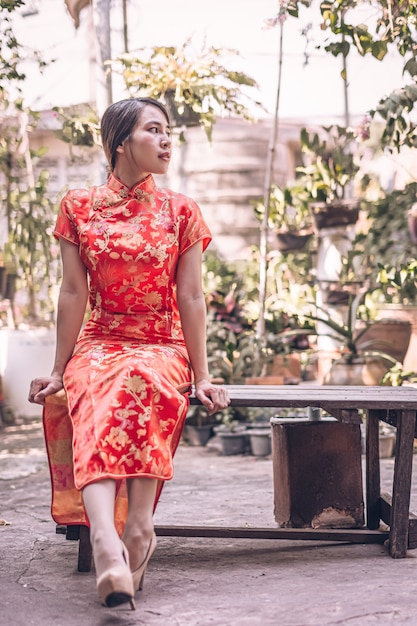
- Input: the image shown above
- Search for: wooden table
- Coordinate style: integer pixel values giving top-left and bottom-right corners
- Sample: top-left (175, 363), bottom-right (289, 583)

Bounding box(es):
top-left (154, 384), bottom-right (417, 559)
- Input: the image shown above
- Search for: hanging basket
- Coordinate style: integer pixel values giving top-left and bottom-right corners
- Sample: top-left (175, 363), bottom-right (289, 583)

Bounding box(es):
top-left (275, 231), bottom-right (313, 252)
top-left (310, 201), bottom-right (360, 230)
top-left (163, 90), bottom-right (202, 128)
top-left (318, 280), bottom-right (364, 306)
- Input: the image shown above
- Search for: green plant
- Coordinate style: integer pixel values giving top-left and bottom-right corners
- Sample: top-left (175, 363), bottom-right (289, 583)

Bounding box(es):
top-left (0, 93), bottom-right (58, 325)
top-left (301, 292), bottom-right (398, 367)
top-left (375, 259), bottom-right (417, 306)
top-left (345, 182), bottom-right (417, 297)
top-left (0, 2), bottom-right (57, 326)
top-left (254, 184), bottom-right (313, 234)
top-left (381, 362), bottom-right (417, 387)
top-left (203, 250), bottom-right (312, 381)
top-left (5, 168), bottom-right (57, 324)
top-left (296, 124), bottom-right (360, 204)
top-left (319, 0), bottom-right (417, 153)
top-left (52, 105), bottom-right (101, 149)
top-left (109, 39), bottom-right (264, 142)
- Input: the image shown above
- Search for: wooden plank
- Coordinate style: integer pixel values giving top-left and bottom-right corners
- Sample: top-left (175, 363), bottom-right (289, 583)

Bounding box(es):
top-left (380, 492), bottom-right (417, 523)
top-left (154, 524), bottom-right (388, 544)
top-left (389, 410), bottom-right (417, 558)
top-left (366, 410), bottom-right (383, 530)
top-left (77, 525), bottom-right (92, 573)
top-left (190, 385), bottom-right (417, 411)
top-left (380, 492), bottom-right (417, 550)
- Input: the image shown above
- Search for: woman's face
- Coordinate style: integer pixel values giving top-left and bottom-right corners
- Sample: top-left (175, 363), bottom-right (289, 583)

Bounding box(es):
top-left (115, 104), bottom-right (172, 181)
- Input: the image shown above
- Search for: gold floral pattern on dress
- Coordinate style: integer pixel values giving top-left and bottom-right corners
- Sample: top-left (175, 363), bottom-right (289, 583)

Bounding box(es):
top-left (49, 173), bottom-right (211, 494)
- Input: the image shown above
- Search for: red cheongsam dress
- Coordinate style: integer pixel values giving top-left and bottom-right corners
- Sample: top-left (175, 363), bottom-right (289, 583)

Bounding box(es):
top-left (42, 173), bottom-right (211, 531)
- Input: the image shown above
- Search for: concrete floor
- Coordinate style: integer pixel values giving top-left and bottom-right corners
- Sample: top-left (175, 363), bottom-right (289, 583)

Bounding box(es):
top-left (1, 417), bottom-right (417, 626)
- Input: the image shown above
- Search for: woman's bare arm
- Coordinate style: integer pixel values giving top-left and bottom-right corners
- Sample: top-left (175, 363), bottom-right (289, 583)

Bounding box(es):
top-left (176, 243), bottom-right (230, 414)
top-left (28, 239), bottom-right (88, 404)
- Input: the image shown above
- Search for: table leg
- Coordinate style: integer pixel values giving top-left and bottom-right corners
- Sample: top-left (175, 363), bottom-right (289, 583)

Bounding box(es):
top-left (366, 409), bottom-right (382, 530)
top-left (389, 409), bottom-right (416, 558)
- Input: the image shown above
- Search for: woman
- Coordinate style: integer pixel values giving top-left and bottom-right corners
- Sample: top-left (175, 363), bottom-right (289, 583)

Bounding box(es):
top-left (28, 97), bottom-right (230, 610)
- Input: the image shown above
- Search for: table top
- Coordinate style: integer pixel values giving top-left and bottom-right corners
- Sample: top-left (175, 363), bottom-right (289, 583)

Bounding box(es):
top-left (190, 384), bottom-right (417, 410)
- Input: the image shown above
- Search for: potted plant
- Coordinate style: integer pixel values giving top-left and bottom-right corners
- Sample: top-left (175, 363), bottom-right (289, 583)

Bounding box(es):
top-left (302, 293), bottom-right (408, 386)
top-left (246, 419), bottom-right (272, 457)
top-left (109, 39), bottom-right (263, 142)
top-left (295, 124), bottom-right (363, 229)
top-left (52, 105), bottom-right (101, 157)
top-left (349, 182), bottom-right (417, 284)
top-left (213, 409), bottom-right (249, 456)
top-left (184, 405), bottom-right (218, 447)
top-left (254, 184), bottom-right (314, 253)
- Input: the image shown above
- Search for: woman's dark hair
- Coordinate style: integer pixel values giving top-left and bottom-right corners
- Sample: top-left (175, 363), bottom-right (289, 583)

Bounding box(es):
top-left (100, 97), bottom-right (170, 171)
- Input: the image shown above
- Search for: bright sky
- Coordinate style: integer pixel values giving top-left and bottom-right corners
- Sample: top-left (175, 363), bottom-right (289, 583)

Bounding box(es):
top-left (13, 0), bottom-right (405, 123)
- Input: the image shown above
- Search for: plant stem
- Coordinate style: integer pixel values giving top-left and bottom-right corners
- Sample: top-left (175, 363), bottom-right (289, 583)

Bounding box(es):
top-left (256, 17), bottom-right (285, 355)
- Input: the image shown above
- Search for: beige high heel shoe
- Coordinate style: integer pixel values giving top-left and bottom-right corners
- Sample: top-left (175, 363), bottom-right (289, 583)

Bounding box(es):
top-left (132, 532), bottom-right (157, 592)
top-left (96, 541), bottom-right (136, 610)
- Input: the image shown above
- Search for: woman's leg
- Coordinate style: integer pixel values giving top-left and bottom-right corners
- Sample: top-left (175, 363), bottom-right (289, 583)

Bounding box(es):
top-left (122, 477), bottom-right (158, 571)
top-left (82, 479), bottom-right (125, 577)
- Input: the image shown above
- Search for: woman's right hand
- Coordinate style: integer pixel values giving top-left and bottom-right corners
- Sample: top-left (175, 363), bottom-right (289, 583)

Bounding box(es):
top-left (28, 377), bottom-right (64, 406)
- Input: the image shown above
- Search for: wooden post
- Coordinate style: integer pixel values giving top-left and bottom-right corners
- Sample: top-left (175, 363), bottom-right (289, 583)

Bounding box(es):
top-left (389, 409), bottom-right (416, 558)
top-left (365, 409), bottom-right (383, 530)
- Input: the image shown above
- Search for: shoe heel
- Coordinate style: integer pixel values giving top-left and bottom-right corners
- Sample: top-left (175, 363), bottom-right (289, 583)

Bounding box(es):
top-left (132, 532), bottom-right (157, 592)
top-left (97, 567), bottom-right (136, 610)
top-left (96, 541), bottom-right (136, 610)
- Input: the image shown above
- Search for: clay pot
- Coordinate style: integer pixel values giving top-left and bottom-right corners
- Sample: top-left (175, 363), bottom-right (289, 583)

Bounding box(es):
top-left (185, 424), bottom-right (213, 446)
top-left (355, 319), bottom-right (412, 364)
top-left (323, 357), bottom-right (391, 386)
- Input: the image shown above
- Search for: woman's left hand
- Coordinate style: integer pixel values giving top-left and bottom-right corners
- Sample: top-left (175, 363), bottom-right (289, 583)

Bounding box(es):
top-left (194, 380), bottom-right (230, 416)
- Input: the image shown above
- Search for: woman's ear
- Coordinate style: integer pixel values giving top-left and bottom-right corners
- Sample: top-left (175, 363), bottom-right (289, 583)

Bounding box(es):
top-left (116, 141), bottom-right (125, 155)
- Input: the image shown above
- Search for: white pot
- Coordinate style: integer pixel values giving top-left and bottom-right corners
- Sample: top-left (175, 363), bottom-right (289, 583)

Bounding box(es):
top-left (0, 327), bottom-right (55, 419)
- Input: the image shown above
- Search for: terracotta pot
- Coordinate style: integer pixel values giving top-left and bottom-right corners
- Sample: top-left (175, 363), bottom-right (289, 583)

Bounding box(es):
top-left (355, 319), bottom-right (412, 364)
top-left (323, 357), bottom-right (391, 386)
top-left (245, 376), bottom-right (284, 385)
top-left (376, 304), bottom-right (417, 371)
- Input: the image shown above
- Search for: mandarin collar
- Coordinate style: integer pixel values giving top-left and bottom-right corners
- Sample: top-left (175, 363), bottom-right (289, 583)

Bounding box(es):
top-left (107, 173), bottom-right (156, 198)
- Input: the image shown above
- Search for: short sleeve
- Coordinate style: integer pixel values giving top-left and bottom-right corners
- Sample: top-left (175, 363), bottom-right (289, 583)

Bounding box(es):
top-left (178, 198), bottom-right (212, 255)
top-left (54, 191), bottom-right (80, 245)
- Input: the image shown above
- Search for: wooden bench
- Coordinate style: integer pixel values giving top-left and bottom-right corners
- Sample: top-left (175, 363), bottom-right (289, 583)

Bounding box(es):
top-left (59, 384), bottom-right (417, 570)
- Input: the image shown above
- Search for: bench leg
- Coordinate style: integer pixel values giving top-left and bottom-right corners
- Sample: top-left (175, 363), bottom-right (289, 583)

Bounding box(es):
top-left (366, 409), bottom-right (382, 530)
top-left (78, 525), bottom-right (92, 572)
top-left (389, 409), bottom-right (416, 558)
